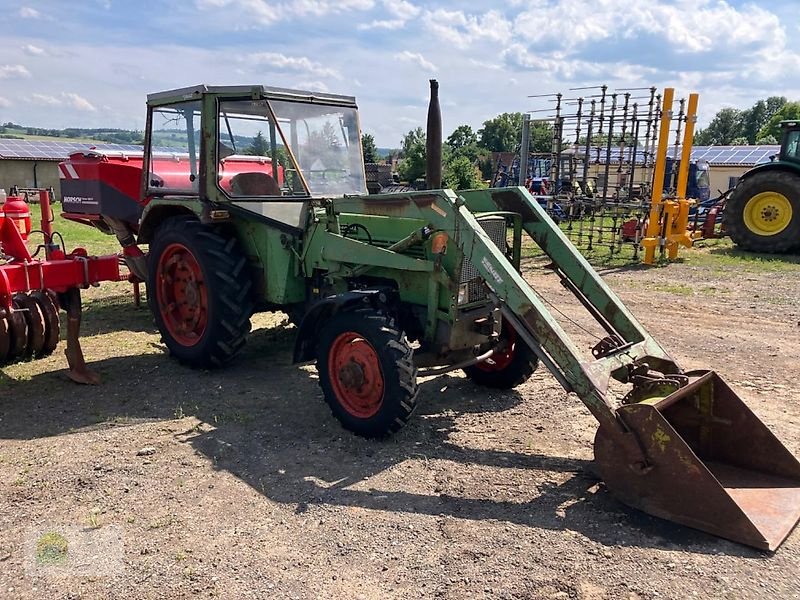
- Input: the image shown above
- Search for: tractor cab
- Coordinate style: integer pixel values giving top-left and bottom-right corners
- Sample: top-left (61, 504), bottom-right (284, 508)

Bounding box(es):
top-left (143, 85), bottom-right (368, 205)
top-left (778, 120), bottom-right (800, 164)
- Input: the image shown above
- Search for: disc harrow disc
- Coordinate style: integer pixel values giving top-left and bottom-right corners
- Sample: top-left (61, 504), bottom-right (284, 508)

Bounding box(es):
top-left (7, 299), bottom-right (28, 360)
top-left (30, 291), bottom-right (60, 357)
top-left (14, 293), bottom-right (46, 358)
top-left (0, 315), bottom-right (10, 365)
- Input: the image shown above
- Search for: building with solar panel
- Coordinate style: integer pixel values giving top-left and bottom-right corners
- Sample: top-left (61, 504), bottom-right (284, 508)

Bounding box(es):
top-left (569, 144), bottom-right (781, 199)
top-left (691, 145), bottom-right (780, 192)
top-left (0, 139), bottom-right (143, 196)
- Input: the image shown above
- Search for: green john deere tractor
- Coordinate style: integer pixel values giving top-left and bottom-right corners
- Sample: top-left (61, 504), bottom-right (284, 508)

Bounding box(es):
top-left (60, 81), bottom-right (800, 551)
top-left (725, 121), bottom-right (800, 253)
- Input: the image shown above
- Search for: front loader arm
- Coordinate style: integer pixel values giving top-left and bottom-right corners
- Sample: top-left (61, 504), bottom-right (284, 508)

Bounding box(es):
top-left (335, 187), bottom-right (675, 428)
top-left (333, 186), bottom-right (800, 551)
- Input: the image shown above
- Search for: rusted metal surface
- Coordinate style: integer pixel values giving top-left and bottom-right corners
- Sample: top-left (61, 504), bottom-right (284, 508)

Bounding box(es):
top-left (595, 371), bottom-right (800, 550)
top-left (14, 293), bottom-right (46, 358)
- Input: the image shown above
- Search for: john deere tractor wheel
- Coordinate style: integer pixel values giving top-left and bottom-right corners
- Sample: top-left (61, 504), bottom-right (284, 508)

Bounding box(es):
top-left (725, 171), bottom-right (800, 253)
top-left (316, 310), bottom-right (418, 438)
top-left (147, 217), bottom-right (254, 368)
top-left (463, 320), bottom-right (539, 389)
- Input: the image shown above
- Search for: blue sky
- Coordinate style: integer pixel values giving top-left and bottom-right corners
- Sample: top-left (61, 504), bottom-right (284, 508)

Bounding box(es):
top-left (1, 0), bottom-right (799, 146)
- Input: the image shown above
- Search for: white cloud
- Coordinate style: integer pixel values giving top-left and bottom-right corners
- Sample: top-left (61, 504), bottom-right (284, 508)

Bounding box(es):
top-left (195, 0), bottom-right (375, 26)
top-left (357, 19), bottom-right (404, 30)
top-left (244, 52), bottom-right (341, 78)
top-left (63, 93), bottom-right (97, 112)
top-left (22, 44), bottom-right (46, 56)
top-left (383, 0), bottom-right (420, 19)
top-left (31, 92), bottom-right (96, 111)
top-left (0, 65), bottom-right (32, 79)
top-left (0, 97), bottom-right (11, 108)
top-left (422, 9), bottom-right (513, 49)
top-left (394, 50), bottom-right (436, 72)
top-left (292, 80), bottom-right (330, 92)
top-left (31, 93), bottom-right (61, 106)
top-left (19, 6), bottom-right (41, 18)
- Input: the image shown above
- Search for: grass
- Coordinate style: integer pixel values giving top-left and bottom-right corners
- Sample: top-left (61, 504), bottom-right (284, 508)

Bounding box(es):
top-left (43, 211), bottom-right (120, 255)
top-left (685, 238), bottom-right (800, 272)
top-left (35, 532), bottom-right (69, 566)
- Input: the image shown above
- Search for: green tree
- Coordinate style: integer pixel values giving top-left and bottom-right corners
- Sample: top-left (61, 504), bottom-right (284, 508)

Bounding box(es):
top-left (757, 102), bottom-right (800, 141)
top-left (443, 156), bottom-right (485, 190)
top-left (398, 127), bottom-right (426, 183)
top-left (755, 134), bottom-right (778, 145)
top-left (246, 130), bottom-right (269, 155)
top-left (361, 133), bottom-right (379, 163)
top-left (740, 97), bottom-right (787, 143)
top-left (446, 125), bottom-right (477, 151)
top-left (478, 112), bottom-right (523, 152)
top-left (694, 108), bottom-right (743, 145)
top-left (530, 122), bottom-right (554, 152)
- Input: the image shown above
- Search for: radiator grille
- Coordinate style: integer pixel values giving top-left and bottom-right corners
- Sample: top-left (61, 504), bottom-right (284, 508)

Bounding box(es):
top-left (460, 217), bottom-right (507, 303)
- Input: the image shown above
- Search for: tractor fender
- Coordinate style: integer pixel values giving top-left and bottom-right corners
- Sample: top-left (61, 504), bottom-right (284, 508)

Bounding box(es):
top-left (293, 289), bottom-right (396, 364)
top-left (138, 200), bottom-right (203, 244)
top-left (737, 160), bottom-right (800, 182)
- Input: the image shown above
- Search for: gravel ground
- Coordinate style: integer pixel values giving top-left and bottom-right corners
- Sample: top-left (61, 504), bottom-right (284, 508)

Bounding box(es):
top-left (1, 244), bottom-right (799, 599)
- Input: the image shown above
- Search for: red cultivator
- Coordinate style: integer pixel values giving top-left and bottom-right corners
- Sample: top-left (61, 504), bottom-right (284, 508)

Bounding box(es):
top-left (0, 188), bottom-right (121, 381)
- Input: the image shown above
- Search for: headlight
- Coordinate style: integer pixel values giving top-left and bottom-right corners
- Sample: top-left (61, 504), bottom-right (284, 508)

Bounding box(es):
top-left (457, 283), bottom-right (469, 305)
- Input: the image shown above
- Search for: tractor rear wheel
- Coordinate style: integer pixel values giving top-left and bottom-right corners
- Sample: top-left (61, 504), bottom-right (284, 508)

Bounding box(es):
top-left (316, 310), bottom-right (418, 438)
top-left (147, 217), bottom-right (254, 368)
top-left (725, 171), bottom-right (800, 253)
top-left (463, 320), bottom-right (539, 389)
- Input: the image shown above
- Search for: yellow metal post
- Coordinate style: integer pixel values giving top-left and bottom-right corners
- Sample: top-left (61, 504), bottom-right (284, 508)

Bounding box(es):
top-left (667, 92), bottom-right (699, 258)
top-left (675, 93), bottom-right (698, 200)
top-left (641, 88), bottom-right (674, 265)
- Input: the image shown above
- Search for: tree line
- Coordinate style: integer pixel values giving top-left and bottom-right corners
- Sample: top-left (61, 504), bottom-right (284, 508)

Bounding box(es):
top-left (362, 113), bottom-right (553, 190)
top-left (693, 96), bottom-right (800, 146)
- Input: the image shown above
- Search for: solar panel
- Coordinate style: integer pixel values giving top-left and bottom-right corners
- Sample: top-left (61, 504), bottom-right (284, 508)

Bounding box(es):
top-left (0, 139), bottom-right (143, 160)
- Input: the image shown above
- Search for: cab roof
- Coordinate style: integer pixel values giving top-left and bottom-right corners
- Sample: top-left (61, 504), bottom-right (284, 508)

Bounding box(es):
top-left (146, 84), bottom-right (357, 108)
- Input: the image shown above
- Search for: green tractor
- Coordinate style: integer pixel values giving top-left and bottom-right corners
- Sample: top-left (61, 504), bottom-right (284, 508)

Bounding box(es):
top-left (60, 82), bottom-right (800, 551)
top-left (725, 121), bottom-right (800, 253)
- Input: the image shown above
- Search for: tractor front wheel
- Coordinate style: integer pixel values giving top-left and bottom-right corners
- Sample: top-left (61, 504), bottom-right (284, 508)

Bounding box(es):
top-left (725, 171), bottom-right (800, 253)
top-left (463, 320), bottom-right (539, 389)
top-left (316, 310), bottom-right (418, 438)
top-left (147, 217), bottom-right (254, 368)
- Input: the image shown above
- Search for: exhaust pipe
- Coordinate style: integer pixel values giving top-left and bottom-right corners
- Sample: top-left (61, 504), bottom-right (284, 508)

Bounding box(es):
top-left (426, 79), bottom-right (442, 190)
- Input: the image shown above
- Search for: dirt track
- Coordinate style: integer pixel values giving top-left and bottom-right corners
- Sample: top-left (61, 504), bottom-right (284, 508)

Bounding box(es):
top-left (1, 246), bottom-right (799, 599)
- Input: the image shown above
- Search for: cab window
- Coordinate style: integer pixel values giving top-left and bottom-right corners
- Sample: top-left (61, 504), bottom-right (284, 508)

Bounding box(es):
top-left (148, 100), bottom-right (201, 194)
top-left (783, 130), bottom-right (800, 161)
top-left (217, 99), bottom-right (306, 198)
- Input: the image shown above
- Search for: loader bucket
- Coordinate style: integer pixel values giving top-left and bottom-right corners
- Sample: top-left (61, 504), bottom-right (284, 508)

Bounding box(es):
top-left (594, 371), bottom-right (800, 551)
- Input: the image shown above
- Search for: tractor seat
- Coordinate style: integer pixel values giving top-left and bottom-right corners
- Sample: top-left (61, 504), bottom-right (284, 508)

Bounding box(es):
top-left (230, 172), bottom-right (281, 197)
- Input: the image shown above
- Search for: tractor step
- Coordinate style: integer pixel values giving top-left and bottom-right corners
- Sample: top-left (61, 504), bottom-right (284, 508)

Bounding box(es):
top-left (594, 371), bottom-right (800, 551)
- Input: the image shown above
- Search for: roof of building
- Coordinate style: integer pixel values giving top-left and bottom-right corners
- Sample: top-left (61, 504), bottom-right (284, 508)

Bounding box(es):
top-left (690, 145), bottom-right (780, 166)
top-left (581, 144), bottom-right (780, 167)
top-left (0, 139), bottom-right (143, 161)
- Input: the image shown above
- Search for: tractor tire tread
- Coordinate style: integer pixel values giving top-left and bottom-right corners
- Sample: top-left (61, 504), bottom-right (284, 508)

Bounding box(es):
top-left (317, 310), bottom-right (418, 438)
top-left (147, 217), bottom-right (254, 368)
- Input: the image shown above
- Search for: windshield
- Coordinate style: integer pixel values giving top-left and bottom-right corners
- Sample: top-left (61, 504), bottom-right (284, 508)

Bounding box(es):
top-left (270, 100), bottom-right (367, 196)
